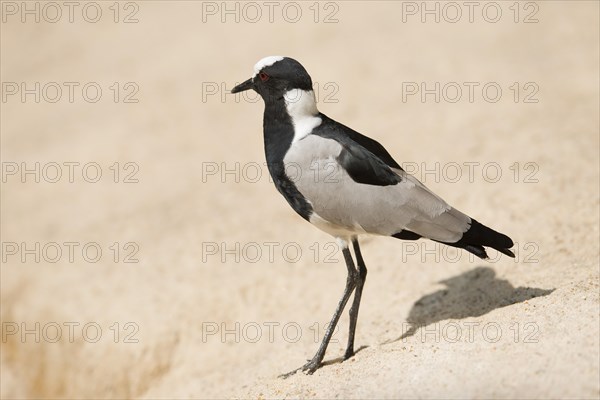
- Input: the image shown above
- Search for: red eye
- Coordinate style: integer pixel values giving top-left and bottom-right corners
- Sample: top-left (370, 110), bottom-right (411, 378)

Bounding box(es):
top-left (259, 72), bottom-right (269, 82)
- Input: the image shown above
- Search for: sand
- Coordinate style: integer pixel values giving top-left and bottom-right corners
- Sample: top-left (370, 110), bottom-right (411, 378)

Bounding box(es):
top-left (1, 1), bottom-right (599, 399)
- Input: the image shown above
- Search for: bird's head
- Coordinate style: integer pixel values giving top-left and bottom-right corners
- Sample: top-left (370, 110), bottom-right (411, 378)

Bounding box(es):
top-left (231, 56), bottom-right (315, 106)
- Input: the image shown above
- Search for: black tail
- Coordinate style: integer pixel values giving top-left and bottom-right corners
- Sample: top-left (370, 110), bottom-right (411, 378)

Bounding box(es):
top-left (393, 219), bottom-right (515, 260)
top-left (439, 219), bottom-right (515, 259)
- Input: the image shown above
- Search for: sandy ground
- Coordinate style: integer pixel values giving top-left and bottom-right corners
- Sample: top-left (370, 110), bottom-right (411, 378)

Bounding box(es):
top-left (1, 1), bottom-right (599, 399)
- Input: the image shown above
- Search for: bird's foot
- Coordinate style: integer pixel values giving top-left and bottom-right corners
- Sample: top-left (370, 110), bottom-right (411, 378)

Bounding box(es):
top-left (279, 358), bottom-right (321, 379)
top-left (343, 347), bottom-right (355, 361)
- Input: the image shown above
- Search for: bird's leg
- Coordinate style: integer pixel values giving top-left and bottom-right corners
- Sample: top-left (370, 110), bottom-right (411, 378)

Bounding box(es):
top-left (344, 238), bottom-right (367, 360)
top-left (280, 246), bottom-right (358, 378)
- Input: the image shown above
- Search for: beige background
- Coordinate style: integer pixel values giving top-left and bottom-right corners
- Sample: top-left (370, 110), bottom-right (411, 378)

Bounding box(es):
top-left (1, 1), bottom-right (599, 398)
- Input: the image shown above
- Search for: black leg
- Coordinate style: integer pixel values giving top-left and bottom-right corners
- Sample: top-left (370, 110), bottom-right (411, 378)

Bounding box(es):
top-left (280, 246), bottom-right (358, 378)
top-left (344, 238), bottom-right (367, 360)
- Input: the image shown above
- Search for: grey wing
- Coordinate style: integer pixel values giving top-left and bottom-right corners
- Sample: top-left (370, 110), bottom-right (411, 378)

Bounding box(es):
top-left (392, 168), bottom-right (471, 242)
top-left (284, 135), bottom-right (471, 241)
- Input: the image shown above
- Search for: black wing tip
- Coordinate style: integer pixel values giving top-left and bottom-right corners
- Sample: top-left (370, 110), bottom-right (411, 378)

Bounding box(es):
top-left (464, 245), bottom-right (489, 260)
top-left (392, 223), bottom-right (516, 260)
top-left (432, 219), bottom-right (516, 260)
top-left (497, 247), bottom-right (516, 258)
top-left (468, 219), bottom-right (512, 245)
top-left (444, 242), bottom-right (515, 260)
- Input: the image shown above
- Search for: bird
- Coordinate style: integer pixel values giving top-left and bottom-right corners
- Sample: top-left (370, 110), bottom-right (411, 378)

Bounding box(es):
top-left (231, 56), bottom-right (515, 377)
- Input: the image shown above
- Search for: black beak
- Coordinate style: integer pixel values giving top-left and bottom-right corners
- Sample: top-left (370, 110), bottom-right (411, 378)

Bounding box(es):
top-left (231, 77), bottom-right (254, 94)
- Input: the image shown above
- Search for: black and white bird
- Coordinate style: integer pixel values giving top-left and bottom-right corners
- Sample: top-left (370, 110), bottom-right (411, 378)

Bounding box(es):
top-left (231, 56), bottom-right (515, 376)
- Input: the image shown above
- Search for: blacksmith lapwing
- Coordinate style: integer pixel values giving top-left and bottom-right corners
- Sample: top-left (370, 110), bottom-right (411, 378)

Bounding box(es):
top-left (231, 56), bottom-right (515, 376)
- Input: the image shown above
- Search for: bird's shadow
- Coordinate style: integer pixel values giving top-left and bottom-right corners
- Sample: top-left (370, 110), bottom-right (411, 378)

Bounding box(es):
top-left (389, 266), bottom-right (555, 342)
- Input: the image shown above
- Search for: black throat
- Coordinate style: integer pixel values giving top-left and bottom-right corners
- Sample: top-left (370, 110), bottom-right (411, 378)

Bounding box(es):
top-left (262, 99), bottom-right (313, 220)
